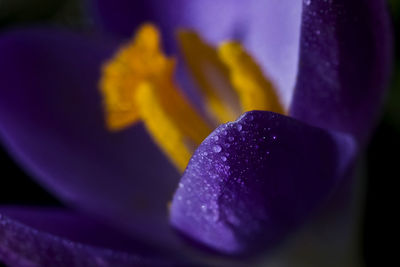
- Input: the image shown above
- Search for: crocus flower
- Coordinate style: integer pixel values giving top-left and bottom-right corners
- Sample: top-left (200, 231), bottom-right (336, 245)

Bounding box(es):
top-left (0, 0), bottom-right (392, 266)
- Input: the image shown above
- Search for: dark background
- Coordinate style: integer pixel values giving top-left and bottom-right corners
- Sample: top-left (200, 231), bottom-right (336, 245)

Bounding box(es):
top-left (0, 1), bottom-right (399, 266)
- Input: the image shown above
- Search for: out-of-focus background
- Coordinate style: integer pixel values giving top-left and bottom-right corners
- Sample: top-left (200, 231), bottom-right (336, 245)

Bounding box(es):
top-left (0, 0), bottom-right (398, 266)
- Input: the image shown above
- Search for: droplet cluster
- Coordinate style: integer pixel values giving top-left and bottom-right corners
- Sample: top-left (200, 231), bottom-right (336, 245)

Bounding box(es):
top-left (170, 111), bottom-right (284, 252)
top-left (170, 110), bottom-right (344, 254)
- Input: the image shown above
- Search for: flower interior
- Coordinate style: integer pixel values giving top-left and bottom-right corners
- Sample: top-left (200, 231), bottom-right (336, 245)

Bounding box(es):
top-left (100, 23), bottom-right (285, 171)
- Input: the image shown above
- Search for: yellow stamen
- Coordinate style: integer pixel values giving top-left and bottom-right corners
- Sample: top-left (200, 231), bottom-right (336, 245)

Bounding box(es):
top-left (100, 23), bottom-right (286, 172)
top-left (100, 24), bottom-right (212, 171)
top-left (135, 83), bottom-right (193, 170)
top-left (177, 31), bottom-right (241, 124)
top-left (218, 42), bottom-right (285, 114)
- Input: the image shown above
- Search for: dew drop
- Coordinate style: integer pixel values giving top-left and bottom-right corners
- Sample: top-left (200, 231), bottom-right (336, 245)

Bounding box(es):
top-left (221, 156), bottom-right (227, 162)
top-left (304, 0), bottom-right (311, 5)
top-left (213, 135), bottom-right (219, 141)
top-left (236, 124), bottom-right (243, 131)
top-left (213, 145), bottom-right (222, 153)
top-left (228, 136), bottom-right (235, 142)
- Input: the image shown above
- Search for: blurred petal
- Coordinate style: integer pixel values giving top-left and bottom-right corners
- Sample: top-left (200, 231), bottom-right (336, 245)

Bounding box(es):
top-left (0, 207), bottom-right (178, 266)
top-left (243, 0), bottom-right (302, 108)
top-left (0, 28), bottom-right (179, 243)
top-left (290, 0), bottom-right (392, 143)
top-left (89, 0), bottom-right (246, 45)
top-left (170, 111), bottom-right (356, 255)
top-left (88, 0), bottom-right (302, 107)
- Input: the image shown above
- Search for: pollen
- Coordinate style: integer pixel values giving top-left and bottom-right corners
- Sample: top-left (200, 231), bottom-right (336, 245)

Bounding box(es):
top-left (100, 23), bottom-right (285, 173)
top-left (100, 24), bottom-right (167, 131)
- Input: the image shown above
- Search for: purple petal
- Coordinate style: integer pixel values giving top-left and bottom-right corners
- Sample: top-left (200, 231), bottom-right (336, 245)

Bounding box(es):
top-left (170, 111), bottom-right (356, 255)
top-left (88, 0), bottom-right (302, 107)
top-left (243, 0), bottom-right (302, 108)
top-left (290, 0), bottom-right (392, 143)
top-left (0, 28), bottom-right (179, 244)
top-left (89, 0), bottom-right (247, 45)
top-left (0, 207), bottom-right (179, 266)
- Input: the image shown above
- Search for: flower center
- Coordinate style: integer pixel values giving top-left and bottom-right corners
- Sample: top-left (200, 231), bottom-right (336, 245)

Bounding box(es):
top-left (99, 23), bottom-right (285, 172)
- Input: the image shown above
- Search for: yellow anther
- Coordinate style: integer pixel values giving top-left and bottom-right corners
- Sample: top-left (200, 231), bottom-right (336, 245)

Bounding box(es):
top-left (154, 59), bottom-right (212, 149)
top-left (100, 24), bottom-right (212, 171)
top-left (177, 31), bottom-right (241, 124)
top-left (100, 24), bottom-right (169, 131)
top-left (135, 83), bottom-right (193, 170)
top-left (218, 42), bottom-right (285, 115)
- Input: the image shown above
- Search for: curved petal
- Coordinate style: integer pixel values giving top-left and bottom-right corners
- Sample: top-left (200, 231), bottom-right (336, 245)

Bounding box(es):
top-left (0, 206), bottom-right (180, 266)
top-left (290, 0), bottom-right (392, 143)
top-left (170, 111), bottom-right (356, 255)
top-left (88, 0), bottom-right (302, 108)
top-left (0, 28), bottom-right (180, 244)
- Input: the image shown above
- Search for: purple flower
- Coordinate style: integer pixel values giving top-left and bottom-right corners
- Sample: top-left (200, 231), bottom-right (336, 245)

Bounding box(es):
top-left (0, 0), bottom-right (392, 266)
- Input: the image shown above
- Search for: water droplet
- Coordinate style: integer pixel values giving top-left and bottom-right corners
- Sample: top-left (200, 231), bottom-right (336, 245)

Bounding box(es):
top-left (225, 143), bottom-right (231, 148)
top-left (228, 136), bottom-right (235, 142)
top-left (222, 130), bottom-right (228, 135)
top-left (201, 205), bottom-right (207, 212)
top-left (213, 135), bottom-right (219, 141)
top-left (247, 115), bottom-right (254, 121)
top-left (213, 145), bottom-right (222, 153)
top-left (304, 0), bottom-right (311, 5)
top-left (272, 136), bottom-right (277, 140)
top-left (221, 156), bottom-right (227, 162)
top-left (179, 183), bottom-right (184, 188)
top-left (236, 124), bottom-right (242, 131)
